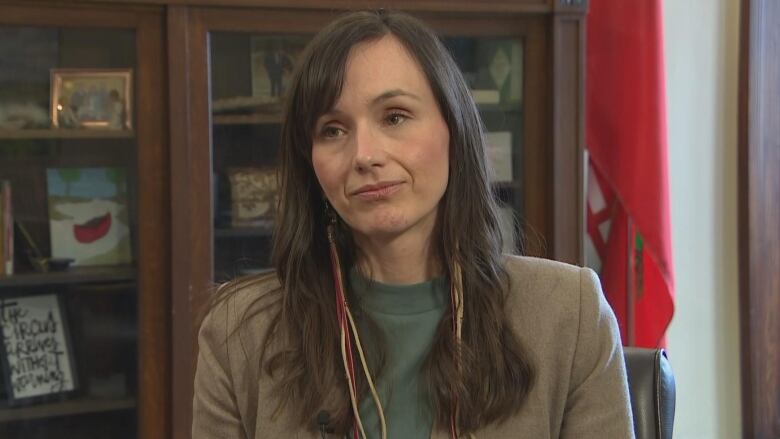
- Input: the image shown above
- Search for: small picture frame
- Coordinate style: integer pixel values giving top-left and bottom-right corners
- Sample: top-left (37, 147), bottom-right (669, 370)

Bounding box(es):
top-left (475, 39), bottom-right (523, 105)
top-left (250, 36), bottom-right (308, 103)
top-left (46, 167), bottom-right (133, 267)
top-left (50, 68), bottom-right (132, 130)
top-left (0, 293), bottom-right (78, 405)
top-left (228, 167), bottom-right (278, 228)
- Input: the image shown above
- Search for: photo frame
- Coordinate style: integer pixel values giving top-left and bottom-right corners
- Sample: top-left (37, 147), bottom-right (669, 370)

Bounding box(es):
top-left (0, 27), bottom-right (57, 130)
top-left (50, 68), bottom-right (132, 130)
top-left (228, 167), bottom-right (278, 228)
top-left (0, 293), bottom-right (78, 405)
top-left (249, 36), bottom-right (308, 103)
top-left (475, 39), bottom-right (523, 105)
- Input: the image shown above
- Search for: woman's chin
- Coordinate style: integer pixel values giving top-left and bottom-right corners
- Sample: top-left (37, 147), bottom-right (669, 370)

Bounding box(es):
top-left (350, 218), bottom-right (411, 240)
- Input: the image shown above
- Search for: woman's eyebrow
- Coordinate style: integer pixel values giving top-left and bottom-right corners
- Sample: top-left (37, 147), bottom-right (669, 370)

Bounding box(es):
top-left (317, 89), bottom-right (421, 121)
top-left (371, 89), bottom-right (421, 105)
top-left (318, 108), bottom-right (347, 120)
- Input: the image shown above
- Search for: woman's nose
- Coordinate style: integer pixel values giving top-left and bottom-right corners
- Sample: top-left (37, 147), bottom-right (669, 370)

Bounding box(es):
top-left (352, 124), bottom-right (386, 171)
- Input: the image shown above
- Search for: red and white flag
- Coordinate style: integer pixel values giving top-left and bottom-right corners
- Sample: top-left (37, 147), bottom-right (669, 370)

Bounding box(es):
top-left (585, 0), bottom-right (675, 348)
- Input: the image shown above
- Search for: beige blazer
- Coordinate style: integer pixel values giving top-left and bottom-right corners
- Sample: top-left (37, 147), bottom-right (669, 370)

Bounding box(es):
top-left (192, 255), bottom-right (635, 438)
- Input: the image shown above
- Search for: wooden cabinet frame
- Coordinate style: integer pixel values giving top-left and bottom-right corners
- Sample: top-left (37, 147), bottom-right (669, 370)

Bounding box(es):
top-left (167, 1), bottom-right (586, 438)
top-left (0, 0), bottom-right (587, 437)
top-left (738, 0), bottom-right (780, 436)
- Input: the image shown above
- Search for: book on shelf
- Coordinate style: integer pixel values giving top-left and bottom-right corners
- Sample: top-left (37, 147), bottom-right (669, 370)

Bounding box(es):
top-left (497, 207), bottom-right (517, 254)
top-left (471, 89), bottom-right (500, 105)
top-left (0, 180), bottom-right (12, 276)
top-left (486, 131), bottom-right (513, 183)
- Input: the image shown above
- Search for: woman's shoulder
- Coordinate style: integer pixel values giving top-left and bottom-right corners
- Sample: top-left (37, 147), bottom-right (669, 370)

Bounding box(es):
top-left (502, 253), bottom-right (584, 279)
top-left (197, 271), bottom-right (283, 354)
top-left (499, 257), bottom-right (631, 437)
top-left (502, 254), bottom-right (593, 303)
top-left (500, 254), bottom-right (613, 342)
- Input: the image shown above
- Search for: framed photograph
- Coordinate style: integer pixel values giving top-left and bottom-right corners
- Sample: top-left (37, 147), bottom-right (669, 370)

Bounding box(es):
top-left (475, 39), bottom-right (523, 105)
top-left (250, 36), bottom-right (308, 102)
top-left (0, 293), bottom-right (78, 405)
top-left (0, 27), bottom-right (57, 130)
top-left (228, 167), bottom-right (278, 228)
top-left (50, 68), bottom-right (132, 130)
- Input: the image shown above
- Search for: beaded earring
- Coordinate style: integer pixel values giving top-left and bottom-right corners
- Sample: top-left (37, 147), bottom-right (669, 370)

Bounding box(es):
top-left (449, 259), bottom-right (465, 438)
top-left (325, 201), bottom-right (386, 439)
top-left (324, 200), bottom-right (462, 439)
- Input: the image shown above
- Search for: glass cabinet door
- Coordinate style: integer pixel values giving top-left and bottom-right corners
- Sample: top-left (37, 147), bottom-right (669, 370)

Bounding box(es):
top-left (0, 25), bottom-right (139, 438)
top-left (442, 36), bottom-right (524, 254)
top-left (210, 32), bottom-right (312, 281)
top-left (208, 31), bottom-right (524, 280)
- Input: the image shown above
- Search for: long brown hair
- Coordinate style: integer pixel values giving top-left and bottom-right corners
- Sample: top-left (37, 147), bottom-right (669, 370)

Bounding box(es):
top-left (214, 9), bottom-right (535, 435)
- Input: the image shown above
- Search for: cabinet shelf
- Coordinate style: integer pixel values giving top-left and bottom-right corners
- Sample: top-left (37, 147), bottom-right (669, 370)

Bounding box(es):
top-left (209, 107), bottom-right (518, 127)
top-left (214, 226), bottom-right (273, 238)
top-left (212, 113), bottom-right (282, 125)
top-left (492, 180), bottom-right (520, 189)
top-left (0, 129), bottom-right (135, 140)
top-left (0, 397), bottom-right (136, 423)
top-left (0, 265), bottom-right (136, 289)
top-left (478, 103), bottom-right (523, 113)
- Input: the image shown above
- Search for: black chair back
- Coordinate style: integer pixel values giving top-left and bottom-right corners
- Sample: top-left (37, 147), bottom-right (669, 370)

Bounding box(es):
top-left (623, 348), bottom-right (676, 439)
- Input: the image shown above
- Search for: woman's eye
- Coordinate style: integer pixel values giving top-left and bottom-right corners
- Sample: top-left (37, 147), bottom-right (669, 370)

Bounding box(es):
top-left (386, 112), bottom-right (408, 126)
top-left (321, 126), bottom-right (344, 138)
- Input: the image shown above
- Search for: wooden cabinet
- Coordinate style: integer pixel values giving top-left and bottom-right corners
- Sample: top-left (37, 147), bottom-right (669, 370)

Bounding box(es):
top-left (0, 1), bottom-right (586, 438)
top-left (0, 2), bottom-right (169, 439)
top-left (168, 2), bottom-right (586, 438)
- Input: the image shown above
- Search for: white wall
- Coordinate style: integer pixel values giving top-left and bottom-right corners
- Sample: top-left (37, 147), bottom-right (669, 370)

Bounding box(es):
top-left (663, 0), bottom-right (742, 438)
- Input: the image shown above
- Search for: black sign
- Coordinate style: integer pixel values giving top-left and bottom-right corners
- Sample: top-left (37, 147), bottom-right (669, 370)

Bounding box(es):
top-left (0, 294), bottom-right (77, 403)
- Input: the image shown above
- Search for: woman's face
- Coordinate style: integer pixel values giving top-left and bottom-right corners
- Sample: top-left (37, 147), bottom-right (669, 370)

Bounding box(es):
top-left (312, 35), bottom-right (450, 242)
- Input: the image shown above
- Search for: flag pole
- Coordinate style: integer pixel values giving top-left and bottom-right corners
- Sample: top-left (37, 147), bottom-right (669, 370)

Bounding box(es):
top-left (626, 216), bottom-right (636, 346)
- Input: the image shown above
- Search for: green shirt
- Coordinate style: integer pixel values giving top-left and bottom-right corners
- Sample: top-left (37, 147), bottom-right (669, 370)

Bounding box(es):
top-left (349, 269), bottom-right (448, 439)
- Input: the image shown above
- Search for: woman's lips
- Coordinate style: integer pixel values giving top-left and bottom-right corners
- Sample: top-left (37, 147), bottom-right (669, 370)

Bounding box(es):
top-left (352, 182), bottom-right (403, 201)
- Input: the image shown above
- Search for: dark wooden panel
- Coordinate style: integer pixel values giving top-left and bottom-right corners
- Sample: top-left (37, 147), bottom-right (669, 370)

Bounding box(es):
top-left (0, 397), bottom-right (136, 423)
top-left (191, 6), bottom-right (336, 33)
top-left (422, 12), bottom-right (543, 36)
top-left (0, 1), bottom-right (156, 27)
top-left (166, 7), bottom-right (200, 439)
top-left (0, 266), bottom-right (135, 288)
top-left (551, 15), bottom-right (584, 264)
top-left (41, 0), bottom-right (557, 13)
top-left (520, 18), bottom-right (552, 259)
top-left (195, 6), bottom-right (544, 35)
top-left (134, 8), bottom-right (171, 439)
top-left (738, 0), bottom-right (780, 437)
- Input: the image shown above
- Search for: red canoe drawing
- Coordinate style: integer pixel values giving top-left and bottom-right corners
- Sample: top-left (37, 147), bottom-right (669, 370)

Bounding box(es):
top-left (73, 212), bottom-right (112, 244)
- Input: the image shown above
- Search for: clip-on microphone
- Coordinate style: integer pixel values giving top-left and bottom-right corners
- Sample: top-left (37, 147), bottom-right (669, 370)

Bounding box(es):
top-left (317, 410), bottom-right (332, 438)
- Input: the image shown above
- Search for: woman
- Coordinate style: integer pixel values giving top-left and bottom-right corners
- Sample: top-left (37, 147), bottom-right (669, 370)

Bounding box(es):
top-left (193, 10), bottom-right (634, 439)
